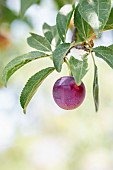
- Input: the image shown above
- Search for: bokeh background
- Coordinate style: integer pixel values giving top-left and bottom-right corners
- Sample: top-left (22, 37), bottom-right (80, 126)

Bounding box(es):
top-left (0, 0), bottom-right (113, 170)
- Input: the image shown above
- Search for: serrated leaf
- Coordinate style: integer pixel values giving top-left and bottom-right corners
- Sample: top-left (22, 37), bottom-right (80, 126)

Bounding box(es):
top-left (20, 0), bottom-right (37, 16)
top-left (74, 6), bottom-right (92, 42)
top-left (56, 4), bottom-right (74, 42)
top-left (93, 46), bottom-right (113, 69)
top-left (2, 51), bottom-right (47, 86)
top-left (93, 65), bottom-right (99, 112)
top-left (27, 33), bottom-right (52, 54)
top-left (78, 0), bottom-right (111, 37)
top-left (20, 67), bottom-right (55, 113)
top-left (53, 43), bottom-right (70, 72)
top-left (69, 55), bottom-right (88, 86)
top-left (104, 8), bottom-right (113, 31)
top-left (43, 23), bottom-right (61, 47)
top-left (43, 23), bottom-right (53, 43)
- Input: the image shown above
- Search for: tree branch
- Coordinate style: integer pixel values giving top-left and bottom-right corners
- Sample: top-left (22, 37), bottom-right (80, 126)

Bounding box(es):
top-left (71, 27), bottom-right (77, 43)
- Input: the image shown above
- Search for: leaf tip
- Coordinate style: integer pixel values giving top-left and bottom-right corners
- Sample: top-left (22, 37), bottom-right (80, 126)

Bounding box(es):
top-left (23, 108), bottom-right (26, 114)
top-left (20, 99), bottom-right (26, 114)
top-left (30, 32), bottom-right (35, 37)
top-left (77, 82), bottom-right (81, 86)
top-left (57, 68), bottom-right (61, 73)
top-left (95, 105), bottom-right (99, 112)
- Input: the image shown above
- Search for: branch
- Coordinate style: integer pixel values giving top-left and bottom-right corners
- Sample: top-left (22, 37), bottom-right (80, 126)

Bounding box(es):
top-left (71, 27), bottom-right (77, 43)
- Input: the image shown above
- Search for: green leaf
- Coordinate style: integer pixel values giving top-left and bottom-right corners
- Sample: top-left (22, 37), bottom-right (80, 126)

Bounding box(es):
top-left (20, 0), bottom-right (37, 16)
top-left (43, 23), bottom-right (61, 47)
top-left (53, 43), bottom-right (70, 72)
top-left (69, 55), bottom-right (88, 86)
top-left (108, 44), bottom-right (113, 50)
top-left (93, 46), bottom-right (113, 69)
top-left (78, 0), bottom-right (111, 37)
top-left (2, 51), bottom-right (47, 86)
top-left (0, 0), bottom-right (6, 5)
top-left (0, 4), bottom-right (33, 27)
top-left (53, 0), bottom-right (74, 9)
top-left (74, 6), bottom-right (92, 42)
top-left (36, 0), bottom-right (41, 4)
top-left (104, 8), bottom-right (113, 31)
top-left (43, 23), bottom-right (53, 43)
top-left (20, 67), bottom-right (55, 113)
top-left (0, 5), bottom-right (17, 24)
top-left (27, 33), bottom-right (52, 54)
top-left (104, 25), bottom-right (113, 31)
top-left (93, 65), bottom-right (99, 112)
top-left (56, 4), bottom-right (74, 42)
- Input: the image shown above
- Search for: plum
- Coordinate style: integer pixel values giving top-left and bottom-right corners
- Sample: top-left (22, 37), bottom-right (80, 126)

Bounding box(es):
top-left (53, 76), bottom-right (85, 110)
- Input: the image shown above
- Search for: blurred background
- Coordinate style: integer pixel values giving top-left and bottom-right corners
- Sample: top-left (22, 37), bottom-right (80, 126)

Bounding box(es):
top-left (0, 0), bottom-right (113, 170)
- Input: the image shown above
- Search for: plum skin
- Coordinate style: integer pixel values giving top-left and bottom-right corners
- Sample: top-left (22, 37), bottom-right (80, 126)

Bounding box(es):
top-left (53, 76), bottom-right (86, 110)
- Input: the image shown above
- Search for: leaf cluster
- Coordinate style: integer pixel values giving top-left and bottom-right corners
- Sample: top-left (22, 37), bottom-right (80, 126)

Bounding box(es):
top-left (0, 0), bottom-right (75, 34)
top-left (2, 0), bottom-right (113, 112)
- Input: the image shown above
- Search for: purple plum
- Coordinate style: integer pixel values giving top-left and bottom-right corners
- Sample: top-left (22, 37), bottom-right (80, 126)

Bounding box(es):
top-left (53, 76), bottom-right (85, 110)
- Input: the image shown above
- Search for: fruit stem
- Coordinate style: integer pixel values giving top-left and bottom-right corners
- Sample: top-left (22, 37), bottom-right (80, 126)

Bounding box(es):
top-left (91, 51), bottom-right (96, 66)
top-left (88, 40), bottom-right (96, 66)
top-left (64, 57), bottom-right (72, 76)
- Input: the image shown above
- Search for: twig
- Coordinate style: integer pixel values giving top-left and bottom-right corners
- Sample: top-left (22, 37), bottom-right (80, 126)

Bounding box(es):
top-left (71, 27), bottom-right (77, 43)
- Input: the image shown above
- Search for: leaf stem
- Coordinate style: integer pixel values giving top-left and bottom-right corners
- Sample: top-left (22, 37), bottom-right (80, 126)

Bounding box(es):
top-left (90, 51), bottom-right (96, 66)
top-left (71, 27), bottom-right (77, 43)
top-left (64, 57), bottom-right (72, 76)
top-left (88, 39), bottom-right (96, 66)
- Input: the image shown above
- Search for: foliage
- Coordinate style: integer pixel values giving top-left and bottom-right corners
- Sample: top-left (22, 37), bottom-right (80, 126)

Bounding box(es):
top-left (20, 67), bottom-right (55, 113)
top-left (69, 55), bottom-right (88, 86)
top-left (93, 65), bottom-right (99, 112)
top-left (2, 51), bottom-right (48, 86)
top-left (0, 0), bottom-right (75, 28)
top-left (54, 0), bottom-right (74, 9)
top-left (56, 4), bottom-right (74, 42)
top-left (0, 1), bottom-right (32, 27)
top-left (78, 0), bottom-right (111, 37)
top-left (53, 43), bottom-right (70, 72)
top-left (27, 33), bottom-right (52, 54)
top-left (2, 0), bottom-right (113, 113)
top-left (20, 0), bottom-right (41, 16)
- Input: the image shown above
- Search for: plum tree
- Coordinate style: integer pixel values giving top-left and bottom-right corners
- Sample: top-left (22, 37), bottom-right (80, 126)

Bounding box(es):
top-left (2, 0), bottom-right (113, 113)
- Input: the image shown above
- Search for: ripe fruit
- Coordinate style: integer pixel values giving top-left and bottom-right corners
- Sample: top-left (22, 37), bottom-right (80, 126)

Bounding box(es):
top-left (53, 76), bottom-right (85, 110)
